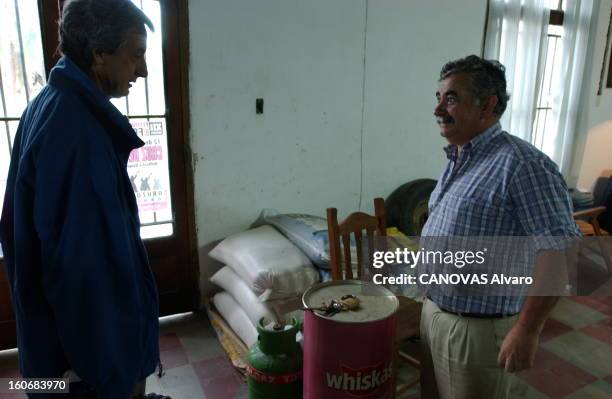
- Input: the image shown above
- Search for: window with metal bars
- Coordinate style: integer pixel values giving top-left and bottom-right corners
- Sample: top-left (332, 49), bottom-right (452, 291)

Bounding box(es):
top-left (109, 0), bottom-right (175, 240)
top-left (532, 1), bottom-right (564, 153)
top-left (0, 0), bottom-right (47, 235)
top-left (0, 0), bottom-right (175, 246)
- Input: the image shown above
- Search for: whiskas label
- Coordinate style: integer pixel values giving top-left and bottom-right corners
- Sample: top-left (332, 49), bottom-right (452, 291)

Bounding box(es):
top-left (325, 363), bottom-right (392, 394)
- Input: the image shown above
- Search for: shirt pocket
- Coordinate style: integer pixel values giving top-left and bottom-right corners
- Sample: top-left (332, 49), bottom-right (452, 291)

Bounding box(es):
top-left (443, 192), bottom-right (509, 234)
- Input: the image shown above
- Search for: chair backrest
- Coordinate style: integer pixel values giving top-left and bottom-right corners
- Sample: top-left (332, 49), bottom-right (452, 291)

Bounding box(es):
top-left (326, 198), bottom-right (387, 280)
top-left (593, 169), bottom-right (612, 206)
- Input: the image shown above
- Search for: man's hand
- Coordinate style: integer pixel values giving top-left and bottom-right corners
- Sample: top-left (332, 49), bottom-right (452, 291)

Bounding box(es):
top-left (497, 323), bottom-right (539, 373)
top-left (496, 249), bottom-right (567, 373)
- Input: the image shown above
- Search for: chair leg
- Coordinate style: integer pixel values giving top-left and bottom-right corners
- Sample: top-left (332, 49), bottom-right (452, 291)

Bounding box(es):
top-left (395, 349), bottom-right (421, 397)
top-left (595, 236), bottom-right (612, 274)
top-left (396, 379), bottom-right (419, 397)
top-left (398, 350), bottom-right (420, 368)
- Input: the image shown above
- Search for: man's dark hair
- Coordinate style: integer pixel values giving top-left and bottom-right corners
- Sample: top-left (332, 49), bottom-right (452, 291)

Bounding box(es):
top-left (59, 0), bottom-right (154, 71)
top-left (439, 55), bottom-right (510, 117)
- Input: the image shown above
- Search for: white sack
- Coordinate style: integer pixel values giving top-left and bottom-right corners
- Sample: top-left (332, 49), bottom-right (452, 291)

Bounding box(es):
top-left (212, 291), bottom-right (258, 347)
top-left (210, 266), bottom-right (276, 327)
top-left (209, 226), bottom-right (319, 300)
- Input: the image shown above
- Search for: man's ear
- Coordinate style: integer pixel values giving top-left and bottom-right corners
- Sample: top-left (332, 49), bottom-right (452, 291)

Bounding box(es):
top-left (91, 51), bottom-right (105, 66)
top-left (481, 95), bottom-right (499, 118)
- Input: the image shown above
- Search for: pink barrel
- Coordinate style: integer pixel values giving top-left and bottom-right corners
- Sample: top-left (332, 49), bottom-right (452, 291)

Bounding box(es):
top-left (302, 280), bottom-right (398, 399)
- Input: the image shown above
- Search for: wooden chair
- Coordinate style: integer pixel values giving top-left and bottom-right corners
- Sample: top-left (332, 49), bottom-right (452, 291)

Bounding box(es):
top-left (574, 206), bottom-right (609, 236)
top-left (326, 197), bottom-right (386, 280)
top-left (573, 169), bottom-right (612, 274)
top-left (327, 198), bottom-right (422, 397)
top-left (574, 206), bottom-right (612, 274)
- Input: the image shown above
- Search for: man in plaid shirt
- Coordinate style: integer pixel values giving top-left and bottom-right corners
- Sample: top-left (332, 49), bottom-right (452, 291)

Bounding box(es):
top-left (419, 55), bottom-right (580, 399)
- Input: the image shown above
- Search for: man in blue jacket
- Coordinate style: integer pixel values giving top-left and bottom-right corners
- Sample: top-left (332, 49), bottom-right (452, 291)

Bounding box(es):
top-left (0, 1), bottom-right (168, 397)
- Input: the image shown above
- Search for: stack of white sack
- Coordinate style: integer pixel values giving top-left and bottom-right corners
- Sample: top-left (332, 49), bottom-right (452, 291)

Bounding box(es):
top-left (210, 225), bottom-right (318, 346)
top-left (253, 210), bottom-right (361, 281)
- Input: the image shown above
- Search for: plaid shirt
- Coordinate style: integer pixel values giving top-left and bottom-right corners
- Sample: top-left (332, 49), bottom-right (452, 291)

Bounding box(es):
top-left (421, 122), bottom-right (580, 314)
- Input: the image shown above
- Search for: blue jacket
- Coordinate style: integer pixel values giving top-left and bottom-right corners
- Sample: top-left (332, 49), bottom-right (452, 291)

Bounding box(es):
top-left (0, 57), bottom-right (159, 398)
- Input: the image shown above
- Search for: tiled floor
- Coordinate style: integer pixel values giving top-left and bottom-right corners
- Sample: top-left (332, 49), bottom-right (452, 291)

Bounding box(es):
top-left (0, 297), bottom-right (610, 398)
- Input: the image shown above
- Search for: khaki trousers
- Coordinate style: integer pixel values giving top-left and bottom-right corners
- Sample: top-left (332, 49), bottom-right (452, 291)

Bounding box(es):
top-left (420, 298), bottom-right (518, 399)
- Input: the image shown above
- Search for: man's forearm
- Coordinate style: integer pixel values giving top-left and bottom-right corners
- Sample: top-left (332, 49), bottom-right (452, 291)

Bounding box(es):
top-left (516, 296), bottom-right (559, 334)
top-left (515, 248), bottom-right (570, 333)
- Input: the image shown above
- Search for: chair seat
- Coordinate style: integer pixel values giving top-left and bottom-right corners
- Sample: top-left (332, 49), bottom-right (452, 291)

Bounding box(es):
top-left (576, 220), bottom-right (609, 236)
top-left (395, 296), bottom-right (422, 342)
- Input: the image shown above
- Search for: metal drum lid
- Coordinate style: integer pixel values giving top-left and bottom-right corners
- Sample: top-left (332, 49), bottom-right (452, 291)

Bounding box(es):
top-left (302, 280), bottom-right (398, 323)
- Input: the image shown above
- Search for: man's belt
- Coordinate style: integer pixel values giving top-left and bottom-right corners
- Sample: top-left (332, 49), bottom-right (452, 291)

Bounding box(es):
top-left (428, 297), bottom-right (517, 319)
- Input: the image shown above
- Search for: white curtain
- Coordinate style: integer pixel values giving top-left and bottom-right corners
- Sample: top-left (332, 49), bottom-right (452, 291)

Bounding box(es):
top-left (484, 0), bottom-right (550, 142)
top-left (548, 0), bottom-right (594, 174)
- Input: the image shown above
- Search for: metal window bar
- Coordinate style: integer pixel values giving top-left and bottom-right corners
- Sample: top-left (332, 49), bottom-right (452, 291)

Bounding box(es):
top-left (0, 64), bottom-right (8, 119)
top-left (13, 0), bottom-right (30, 103)
top-left (0, 70), bottom-right (12, 156)
top-left (532, 32), bottom-right (561, 151)
top-left (544, 35), bottom-right (561, 107)
top-left (4, 122), bottom-right (10, 155)
top-left (126, 114), bottom-right (166, 119)
top-left (1, 118), bottom-right (20, 154)
top-left (539, 34), bottom-right (561, 150)
top-left (139, 0), bottom-right (151, 116)
top-left (140, 220), bottom-right (175, 228)
top-left (144, 76), bottom-right (151, 116)
top-left (125, 96), bottom-right (131, 116)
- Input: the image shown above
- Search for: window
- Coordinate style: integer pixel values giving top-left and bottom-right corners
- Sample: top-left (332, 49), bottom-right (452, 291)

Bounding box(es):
top-left (0, 0), bottom-right (50, 346)
top-left (0, 1), bottom-right (47, 257)
top-left (0, 0), bottom-right (176, 241)
top-left (110, 0), bottom-right (174, 239)
top-left (532, 1), bottom-right (564, 154)
top-left (485, 0), bottom-right (593, 172)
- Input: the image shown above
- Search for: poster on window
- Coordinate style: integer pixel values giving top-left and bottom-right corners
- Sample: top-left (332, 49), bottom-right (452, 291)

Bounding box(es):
top-left (126, 119), bottom-right (172, 222)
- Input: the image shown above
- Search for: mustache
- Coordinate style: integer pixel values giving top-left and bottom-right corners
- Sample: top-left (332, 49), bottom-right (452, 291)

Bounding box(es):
top-left (436, 116), bottom-right (454, 124)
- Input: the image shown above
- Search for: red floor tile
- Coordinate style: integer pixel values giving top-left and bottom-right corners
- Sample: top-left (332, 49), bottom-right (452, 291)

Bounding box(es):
top-left (0, 368), bottom-right (20, 378)
top-left (569, 296), bottom-right (598, 307)
top-left (605, 374), bottom-right (612, 384)
top-left (192, 355), bottom-right (244, 399)
top-left (159, 333), bottom-right (182, 351)
top-left (540, 318), bottom-right (573, 342)
top-left (598, 317), bottom-right (612, 327)
top-left (569, 296), bottom-right (612, 316)
top-left (580, 318), bottom-right (612, 346)
top-left (599, 297), bottom-right (612, 306)
top-left (0, 369), bottom-right (25, 398)
top-left (160, 346), bottom-right (189, 370)
top-left (518, 348), bottom-right (597, 399)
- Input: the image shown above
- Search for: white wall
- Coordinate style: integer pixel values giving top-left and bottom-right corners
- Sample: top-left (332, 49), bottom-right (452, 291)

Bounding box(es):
top-left (362, 1), bottom-right (486, 204)
top-left (189, 0), bottom-right (487, 251)
top-left (570, 0), bottom-right (612, 191)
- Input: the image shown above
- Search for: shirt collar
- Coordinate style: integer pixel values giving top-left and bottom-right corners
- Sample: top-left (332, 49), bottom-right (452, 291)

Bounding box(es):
top-left (443, 122), bottom-right (502, 161)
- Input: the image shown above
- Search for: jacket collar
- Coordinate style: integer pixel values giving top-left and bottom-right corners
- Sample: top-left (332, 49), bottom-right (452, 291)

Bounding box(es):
top-left (48, 56), bottom-right (144, 151)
